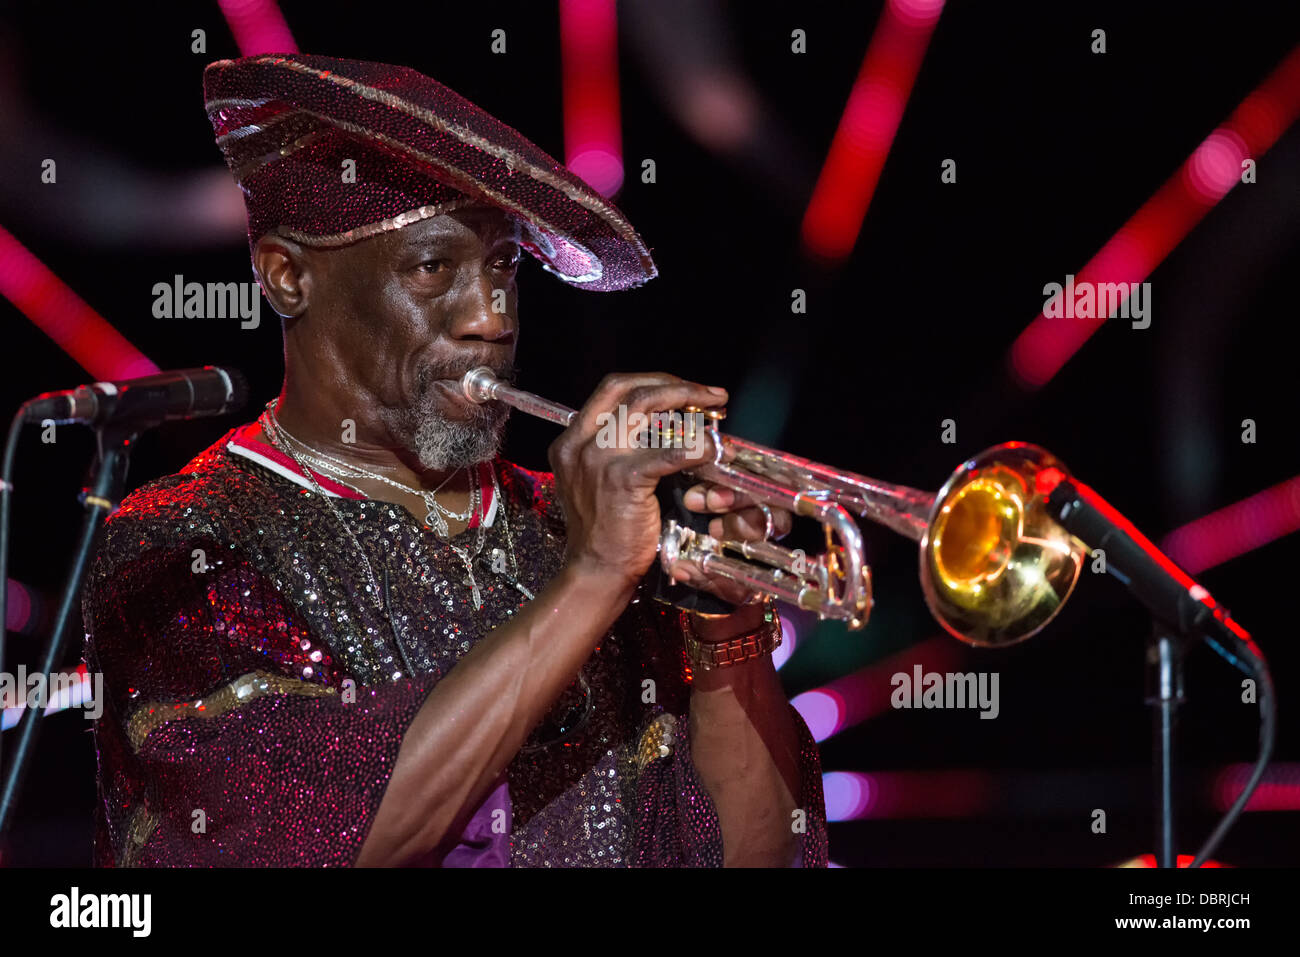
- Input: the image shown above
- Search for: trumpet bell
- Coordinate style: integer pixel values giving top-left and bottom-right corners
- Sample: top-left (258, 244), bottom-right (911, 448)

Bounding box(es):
top-left (921, 443), bottom-right (1085, 647)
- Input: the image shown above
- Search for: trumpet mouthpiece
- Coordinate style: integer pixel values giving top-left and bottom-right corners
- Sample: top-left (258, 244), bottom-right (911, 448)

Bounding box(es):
top-left (461, 366), bottom-right (498, 404)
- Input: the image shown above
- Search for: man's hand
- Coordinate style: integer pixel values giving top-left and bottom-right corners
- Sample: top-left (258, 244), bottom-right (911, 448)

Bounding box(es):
top-left (671, 481), bottom-right (795, 637)
top-left (547, 372), bottom-right (728, 588)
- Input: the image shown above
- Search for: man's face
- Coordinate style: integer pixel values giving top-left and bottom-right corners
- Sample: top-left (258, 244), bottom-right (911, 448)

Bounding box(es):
top-left (295, 204), bottom-right (522, 470)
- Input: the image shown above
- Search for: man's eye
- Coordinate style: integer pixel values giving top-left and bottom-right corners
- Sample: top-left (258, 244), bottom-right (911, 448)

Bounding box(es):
top-left (494, 250), bottom-right (521, 270)
top-left (417, 260), bottom-right (450, 274)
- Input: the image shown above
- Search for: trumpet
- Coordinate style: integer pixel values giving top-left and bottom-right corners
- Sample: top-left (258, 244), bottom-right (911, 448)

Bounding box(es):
top-left (461, 368), bottom-right (1086, 647)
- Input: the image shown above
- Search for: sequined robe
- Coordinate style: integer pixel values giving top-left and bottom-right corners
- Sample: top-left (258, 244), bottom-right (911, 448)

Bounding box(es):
top-left (81, 425), bottom-right (828, 867)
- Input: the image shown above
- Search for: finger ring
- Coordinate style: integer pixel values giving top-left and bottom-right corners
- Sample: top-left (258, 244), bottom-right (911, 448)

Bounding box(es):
top-left (758, 503), bottom-right (774, 541)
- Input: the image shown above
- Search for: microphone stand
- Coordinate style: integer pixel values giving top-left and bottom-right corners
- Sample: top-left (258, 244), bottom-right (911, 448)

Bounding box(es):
top-left (1146, 624), bottom-right (1187, 869)
top-left (0, 422), bottom-right (138, 842)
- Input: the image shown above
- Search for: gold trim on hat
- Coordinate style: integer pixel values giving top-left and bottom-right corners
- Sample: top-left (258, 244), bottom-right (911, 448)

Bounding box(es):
top-left (271, 197), bottom-right (479, 248)
top-left (207, 96), bottom-right (275, 111)
top-left (126, 670), bottom-right (337, 752)
top-left (232, 128), bottom-right (329, 182)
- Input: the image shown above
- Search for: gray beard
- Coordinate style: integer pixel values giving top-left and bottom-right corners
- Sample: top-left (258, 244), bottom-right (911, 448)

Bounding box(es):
top-left (380, 371), bottom-right (511, 471)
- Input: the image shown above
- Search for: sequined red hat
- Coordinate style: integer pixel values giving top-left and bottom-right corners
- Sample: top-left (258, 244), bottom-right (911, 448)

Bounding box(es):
top-left (203, 54), bottom-right (656, 291)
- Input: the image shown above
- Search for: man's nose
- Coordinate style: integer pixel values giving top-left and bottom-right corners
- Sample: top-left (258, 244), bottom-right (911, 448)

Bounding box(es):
top-left (450, 275), bottom-right (515, 343)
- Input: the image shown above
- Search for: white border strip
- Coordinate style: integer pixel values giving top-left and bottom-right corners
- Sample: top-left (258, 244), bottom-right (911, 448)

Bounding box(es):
top-left (227, 438), bottom-right (345, 497)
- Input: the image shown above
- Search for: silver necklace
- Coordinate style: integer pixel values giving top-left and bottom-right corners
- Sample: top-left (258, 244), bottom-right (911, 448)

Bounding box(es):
top-left (259, 404), bottom-right (417, 677)
top-left (262, 401), bottom-right (524, 613)
top-left (447, 470), bottom-right (487, 609)
top-left (268, 409), bottom-right (469, 527)
top-left (260, 404), bottom-right (565, 742)
top-left (424, 467), bottom-right (476, 540)
top-left (482, 501), bottom-right (533, 601)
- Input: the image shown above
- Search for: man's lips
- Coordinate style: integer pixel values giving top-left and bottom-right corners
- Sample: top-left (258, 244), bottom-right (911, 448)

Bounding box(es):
top-left (432, 373), bottom-right (512, 412)
top-left (411, 358), bottom-right (512, 412)
top-left (434, 364), bottom-right (511, 391)
top-left (434, 377), bottom-right (477, 407)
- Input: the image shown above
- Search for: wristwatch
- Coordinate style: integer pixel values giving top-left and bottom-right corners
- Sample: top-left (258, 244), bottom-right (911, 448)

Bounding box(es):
top-left (680, 601), bottom-right (783, 671)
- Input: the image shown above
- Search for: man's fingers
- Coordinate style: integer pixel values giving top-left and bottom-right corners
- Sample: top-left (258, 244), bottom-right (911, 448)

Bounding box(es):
top-left (631, 444), bottom-right (712, 482)
top-left (621, 382), bottom-right (726, 416)
top-left (684, 482), bottom-right (765, 512)
top-left (606, 384), bottom-right (728, 459)
top-left (567, 374), bottom-right (727, 443)
top-left (667, 557), bottom-right (757, 605)
top-left (567, 373), bottom-right (677, 439)
top-left (682, 483), bottom-right (798, 540)
top-left (707, 506), bottom-right (794, 541)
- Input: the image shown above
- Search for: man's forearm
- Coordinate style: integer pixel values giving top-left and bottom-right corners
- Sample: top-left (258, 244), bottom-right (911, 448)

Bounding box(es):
top-left (687, 610), bottom-right (805, 867)
top-left (357, 560), bottom-right (637, 866)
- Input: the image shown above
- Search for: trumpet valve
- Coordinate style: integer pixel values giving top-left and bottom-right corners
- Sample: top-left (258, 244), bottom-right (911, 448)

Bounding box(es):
top-left (681, 405), bottom-right (726, 420)
top-left (658, 520), bottom-right (687, 574)
top-left (659, 520), bottom-right (722, 575)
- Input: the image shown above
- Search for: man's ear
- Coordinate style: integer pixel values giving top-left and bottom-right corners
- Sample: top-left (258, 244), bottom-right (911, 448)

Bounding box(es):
top-left (252, 235), bottom-right (312, 320)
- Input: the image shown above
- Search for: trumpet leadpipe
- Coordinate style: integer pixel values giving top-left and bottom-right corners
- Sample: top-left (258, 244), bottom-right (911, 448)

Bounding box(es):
top-left (461, 367), bottom-right (578, 427)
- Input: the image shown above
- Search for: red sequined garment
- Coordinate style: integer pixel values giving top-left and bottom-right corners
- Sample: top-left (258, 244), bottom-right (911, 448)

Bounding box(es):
top-left (81, 425), bottom-right (828, 866)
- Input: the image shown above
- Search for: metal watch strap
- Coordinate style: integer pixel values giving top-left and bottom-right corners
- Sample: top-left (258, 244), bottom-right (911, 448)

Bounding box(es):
top-left (681, 603), bottom-right (782, 671)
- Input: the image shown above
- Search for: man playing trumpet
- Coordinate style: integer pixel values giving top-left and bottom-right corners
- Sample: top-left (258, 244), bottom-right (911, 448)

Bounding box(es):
top-left (82, 54), bottom-right (826, 867)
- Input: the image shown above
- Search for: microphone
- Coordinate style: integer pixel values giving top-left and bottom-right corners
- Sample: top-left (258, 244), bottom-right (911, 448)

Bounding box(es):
top-left (22, 366), bottom-right (249, 429)
top-left (1043, 473), bottom-right (1252, 649)
top-left (1041, 472), bottom-right (1271, 874)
